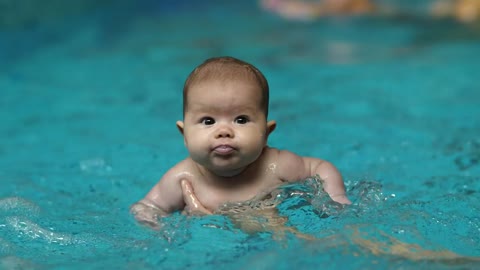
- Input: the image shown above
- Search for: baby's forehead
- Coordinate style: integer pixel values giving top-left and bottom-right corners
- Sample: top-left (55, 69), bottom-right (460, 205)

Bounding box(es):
top-left (186, 76), bottom-right (263, 100)
top-left (183, 58), bottom-right (269, 117)
top-left (185, 79), bottom-right (264, 113)
top-left (192, 63), bottom-right (260, 83)
top-left (190, 75), bottom-right (260, 89)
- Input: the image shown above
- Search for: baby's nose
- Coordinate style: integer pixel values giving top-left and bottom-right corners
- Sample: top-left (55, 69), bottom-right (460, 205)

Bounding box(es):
top-left (215, 125), bottom-right (234, 138)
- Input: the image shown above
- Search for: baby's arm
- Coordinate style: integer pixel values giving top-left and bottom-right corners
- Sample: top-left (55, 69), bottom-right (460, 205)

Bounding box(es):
top-left (303, 156), bottom-right (351, 204)
top-left (130, 162), bottom-right (188, 229)
top-left (275, 149), bottom-right (351, 204)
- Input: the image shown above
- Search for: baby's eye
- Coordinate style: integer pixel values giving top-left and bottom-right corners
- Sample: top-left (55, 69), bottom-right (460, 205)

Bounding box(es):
top-left (235, 116), bottom-right (249, 124)
top-left (201, 117), bottom-right (215, 125)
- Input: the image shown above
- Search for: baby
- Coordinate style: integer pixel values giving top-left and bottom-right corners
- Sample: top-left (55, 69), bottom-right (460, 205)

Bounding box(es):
top-left (130, 56), bottom-right (350, 229)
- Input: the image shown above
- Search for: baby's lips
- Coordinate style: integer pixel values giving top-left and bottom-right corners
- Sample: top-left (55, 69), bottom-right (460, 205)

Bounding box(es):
top-left (212, 144), bottom-right (235, 155)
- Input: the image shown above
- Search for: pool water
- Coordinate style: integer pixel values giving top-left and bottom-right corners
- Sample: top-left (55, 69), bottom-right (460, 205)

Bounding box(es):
top-left (1, 1), bottom-right (479, 269)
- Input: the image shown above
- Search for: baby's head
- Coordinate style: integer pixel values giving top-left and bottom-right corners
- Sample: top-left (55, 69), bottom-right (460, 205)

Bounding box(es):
top-left (178, 57), bottom-right (276, 176)
top-left (182, 56), bottom-right (270, 118)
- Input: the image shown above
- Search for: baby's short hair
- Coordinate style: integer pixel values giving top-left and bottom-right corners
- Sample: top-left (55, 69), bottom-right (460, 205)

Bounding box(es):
top-left (182, 56), bottom-right (269, 117)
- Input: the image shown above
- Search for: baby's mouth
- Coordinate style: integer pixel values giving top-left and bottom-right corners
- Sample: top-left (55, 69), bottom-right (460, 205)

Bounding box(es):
top-left (212, 145), bottom-right (235, 155)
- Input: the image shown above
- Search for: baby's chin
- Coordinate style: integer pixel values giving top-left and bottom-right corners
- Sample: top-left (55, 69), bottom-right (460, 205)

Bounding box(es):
top-left (201, 160), bottom-right (253, 177)
top-left (193, 153), bottom-right (260, 177)
top-left (207, 165), bottom-right (248, 178)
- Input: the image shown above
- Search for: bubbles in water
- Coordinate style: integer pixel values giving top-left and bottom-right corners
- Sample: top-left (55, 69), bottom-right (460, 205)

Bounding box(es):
top-left (0, 197), bottom-right (40, 216)
top-left (158, 213), bottom-right (191, 245)
top-left (79, 157), bottom-right (112, 174)
top-left (6, 216), bottom-right (75, 245)
top-left (0, 196), bottom-right (101, 250)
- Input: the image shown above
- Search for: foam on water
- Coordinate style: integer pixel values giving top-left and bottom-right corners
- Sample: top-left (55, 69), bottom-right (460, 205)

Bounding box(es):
top-left (0, 197), bottom-right (40, 215)
top-left (5, 216), bottom-right (76, 245)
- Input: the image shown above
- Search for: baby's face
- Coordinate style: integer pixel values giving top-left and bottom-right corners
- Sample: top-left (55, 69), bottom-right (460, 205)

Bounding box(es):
top-left (178, 79), bottom-right (274, 177)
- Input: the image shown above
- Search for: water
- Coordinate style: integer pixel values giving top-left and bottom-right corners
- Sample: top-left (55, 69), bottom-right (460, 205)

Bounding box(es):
top-left (1, 0), bottom-right (480, 269)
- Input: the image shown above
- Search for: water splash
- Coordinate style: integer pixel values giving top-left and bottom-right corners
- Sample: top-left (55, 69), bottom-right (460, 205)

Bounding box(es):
top-left (6, 216), bottom-right (76, 245)
top-left (0, 196), bottom-right (125, 254)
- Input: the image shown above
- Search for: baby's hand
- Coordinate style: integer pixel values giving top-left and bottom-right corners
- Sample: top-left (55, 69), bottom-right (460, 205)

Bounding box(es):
top-left (330, 194), bottom-right (352, 205)
top-left (181, 180), bottom-right (212, 216)
top-left (130, 202), bottom-right (165, 230)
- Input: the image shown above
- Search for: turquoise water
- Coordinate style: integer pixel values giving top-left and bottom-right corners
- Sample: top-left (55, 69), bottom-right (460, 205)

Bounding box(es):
top-left (1, 1), bottom-right (480, 269)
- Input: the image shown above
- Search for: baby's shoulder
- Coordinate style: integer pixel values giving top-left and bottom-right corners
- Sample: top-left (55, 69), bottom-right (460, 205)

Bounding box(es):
top-left (262, 146), bottom-right (314, 181)
top-left (261, 147), bottom-right (306, 173)
top-left (162, 158), bottom-right (198, 181)
top-left (263, 146), bottom-right (303, 162)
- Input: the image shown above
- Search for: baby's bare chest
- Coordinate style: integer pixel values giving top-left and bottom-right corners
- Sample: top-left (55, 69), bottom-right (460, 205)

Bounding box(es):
top-left (192, 178), bottom-right (282, 212)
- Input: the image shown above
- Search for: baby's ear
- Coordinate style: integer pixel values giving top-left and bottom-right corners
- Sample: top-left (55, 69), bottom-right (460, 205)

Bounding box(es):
top-left (266, 120), bottom-right (276, 136)
top-left (176, 121), bottom-right (185, 135)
